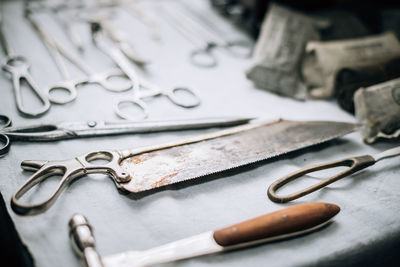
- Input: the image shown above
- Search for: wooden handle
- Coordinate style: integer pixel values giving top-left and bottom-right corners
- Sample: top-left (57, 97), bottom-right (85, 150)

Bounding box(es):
top-left (213, 202), bottom-right (340, 247)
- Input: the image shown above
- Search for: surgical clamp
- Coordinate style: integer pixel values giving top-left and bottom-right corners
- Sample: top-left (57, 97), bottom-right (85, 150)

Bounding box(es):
top-left (26, 12), bottom-right (132, 105)
top-left (0, 3), bottom-right (50, 117)
top-left (160, 3), bottom-right (252, 68)
top-left (90, 20), bottom-right (200, 120)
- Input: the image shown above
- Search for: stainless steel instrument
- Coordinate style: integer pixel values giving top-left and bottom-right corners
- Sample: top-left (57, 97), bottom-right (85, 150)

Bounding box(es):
top-left (268, 146), bottom-right (400, 203)
top-left (10, 119), bottom-right (357, 215)
top-left (26, 12), bottom-right (132, 105)
top-left (160, 3), bottom-right (252, 68)
top-left (117, 0), bottom-right (161, 41)
top-left (0, 114), bottom-right (251, 156)
top-left (90, 20), bottom-right (200, 120)
top-left (69, 202), bottom-right (340, 267)
top-left (95, 10), bottom-right (149, 66)
top-left (0, 3), bottom-right (50, 117)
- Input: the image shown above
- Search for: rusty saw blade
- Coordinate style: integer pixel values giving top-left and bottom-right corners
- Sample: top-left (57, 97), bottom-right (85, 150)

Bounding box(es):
top-left (119, 119), bottom-right (358, 192)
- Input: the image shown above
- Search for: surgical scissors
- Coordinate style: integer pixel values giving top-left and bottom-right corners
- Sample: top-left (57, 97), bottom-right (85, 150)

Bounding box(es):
top-left (0, 114), bottom-right (252, 156)
top-left (0, 4), bottom-right (50, 117)
top-left (26, 12), bottom-right (132, 105)
top-left (267, 146), bottom-right (400, 203)
top-left (160, 3), bottom-right (252, 68)
top-left (90, 20), bottom-right (201, 120)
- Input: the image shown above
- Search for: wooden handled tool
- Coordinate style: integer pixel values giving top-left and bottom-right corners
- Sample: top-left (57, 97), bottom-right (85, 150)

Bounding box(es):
top-left (70, 202), bottom-right (340, 267)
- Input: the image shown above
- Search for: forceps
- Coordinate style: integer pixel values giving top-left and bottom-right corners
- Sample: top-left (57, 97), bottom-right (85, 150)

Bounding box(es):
top-left (0, 5), bottom-right (50, 117)
top-left (161, 4), bottom-right (252, 68)
top-left (26, 13), bottom-right (132, 105)
top-left (91, 20), bottom-right (201, 120)
top-left (267, 146), bottom-right (400, 203)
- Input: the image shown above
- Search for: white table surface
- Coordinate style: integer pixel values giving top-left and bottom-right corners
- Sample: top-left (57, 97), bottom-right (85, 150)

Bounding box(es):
top-left (0, 1), bottom-right (399, 266)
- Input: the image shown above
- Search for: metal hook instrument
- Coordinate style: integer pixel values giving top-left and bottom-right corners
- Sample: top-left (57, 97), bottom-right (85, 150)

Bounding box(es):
top-left (26, 12), bottom-right (132, 105)
top-left (0, 3), bottom-right (50, 117)
top-left (90, 20), bottom-right (200, 120)
top-left (267, 146), bottom-right (400, 203)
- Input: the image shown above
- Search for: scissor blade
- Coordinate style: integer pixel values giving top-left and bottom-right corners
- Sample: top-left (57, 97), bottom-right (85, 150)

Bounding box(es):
top-left (59, 117), bottom-right (254, 137)
top-left (103, 231), bottom-right (222, 267)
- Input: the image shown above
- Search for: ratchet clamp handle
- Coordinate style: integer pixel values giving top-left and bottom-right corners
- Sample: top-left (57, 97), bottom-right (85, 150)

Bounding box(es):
top-left (267, 155), bottom-right (376, 203)
top-left (10, 151), bottom-right (130, 215)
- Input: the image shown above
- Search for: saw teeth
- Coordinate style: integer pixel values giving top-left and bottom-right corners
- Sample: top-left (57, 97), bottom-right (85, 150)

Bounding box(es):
top-left (118, 120), bottom-right (358, 193)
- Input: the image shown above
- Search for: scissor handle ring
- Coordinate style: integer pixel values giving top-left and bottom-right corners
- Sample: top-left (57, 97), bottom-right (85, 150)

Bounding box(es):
top-left (267, 155), bottom-right (376, 203)
top-left (2, 55), bottom-right (30, 73)
top-left (3, 56), bottom-right (51, 117)
top-left (47, 81), bottom-right (79, 104)
top-left (0, 114), bottom-right (12, 128)
top-left (225, 40), bottom-right (253, 58)
top-left (11, 164), bottom-right (69, 215)
top-left (190, 46), bottom-right (218, 68)
top-left (0, 134), bottom-right (11, 156)
top-left (114, 99), bottom-right (149, 120)
top-left (167, 87), bottom-right (201, 108)
top-left (91, 68), bottom-right (132, 92)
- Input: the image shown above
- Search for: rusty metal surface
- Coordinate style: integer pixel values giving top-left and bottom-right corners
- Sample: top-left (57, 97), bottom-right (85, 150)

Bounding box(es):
top-left (120, 120), bottom-right (358, 192)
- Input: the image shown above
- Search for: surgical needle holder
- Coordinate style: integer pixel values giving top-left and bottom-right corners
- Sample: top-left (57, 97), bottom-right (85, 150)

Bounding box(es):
top-left (0, 3), bottom-right (50, 117)
top-left (26, 12), bottom-right (132, 105)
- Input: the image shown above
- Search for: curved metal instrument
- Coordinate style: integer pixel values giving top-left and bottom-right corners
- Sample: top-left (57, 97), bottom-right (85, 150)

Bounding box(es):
top-left (0, 5), bottom-right (50, 117)
top-left (267, 146), bottom-right (400, 203)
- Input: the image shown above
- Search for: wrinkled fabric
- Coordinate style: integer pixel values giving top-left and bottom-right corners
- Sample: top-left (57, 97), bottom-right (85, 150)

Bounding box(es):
top-left (355, 78), bottom-right (400, 143)
top-left (302, 32), bottom-right (400, 99)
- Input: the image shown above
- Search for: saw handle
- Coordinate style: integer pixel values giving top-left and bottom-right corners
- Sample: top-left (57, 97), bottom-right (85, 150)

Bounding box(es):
top-left (69, 214), bottom-right (104, 267)
top-left (267, 155), bottom-right (376, 203)
top-left (213, 202), bottom-right (340, 247)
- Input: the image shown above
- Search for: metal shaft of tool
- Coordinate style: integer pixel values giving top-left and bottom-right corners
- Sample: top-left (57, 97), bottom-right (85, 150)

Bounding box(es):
top-left (91, 19), bottom-right (140, 93)
top-left (178, 0), bottom-right (226, 38)
top-left (103, 232), bottom-right (222, 267)
top-left (118, 0), bottom-right (161, 41)
top-left (55, 9), bottom-right (84, 52)
top-left (160, 6), bottom-right (209, 49)
top-left (27, 13), bottom-right (95, 78)
top-left (27, 13), bottom-right (71, 80)
top-left (374, 146), bottom-right (400, 162)
top-left (0, 2), bottom-right (14, 57)
top-left (172, 3), bottom-right (225, 45)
